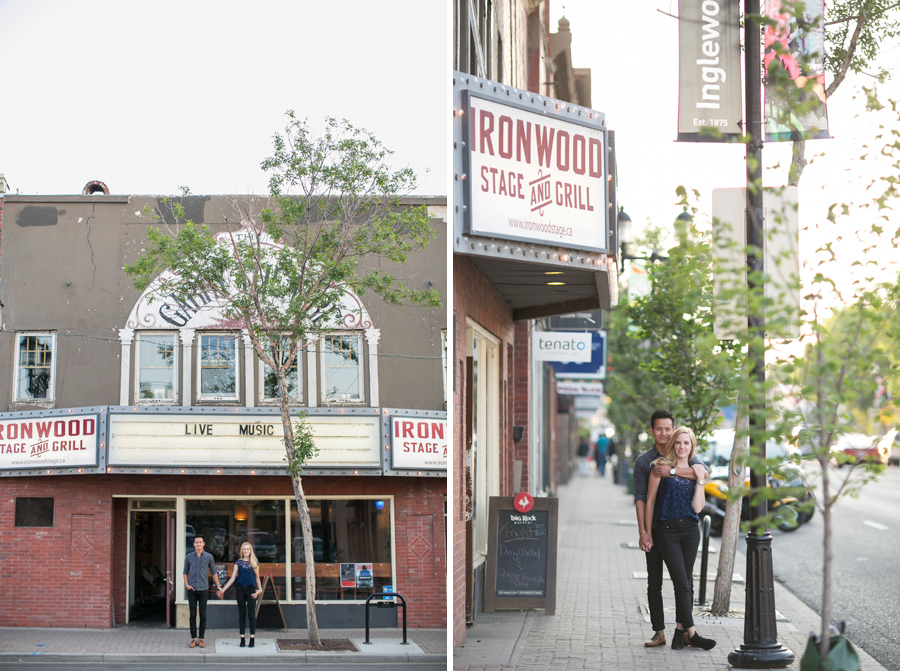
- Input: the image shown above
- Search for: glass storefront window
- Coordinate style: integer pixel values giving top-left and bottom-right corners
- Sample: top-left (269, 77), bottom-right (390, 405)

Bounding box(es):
top-left (183, 498), bottom-right (391, 602)
top-left (290, 499), bottom-right (392, 601)
top-left (185, 499), bottom-right (287, 598)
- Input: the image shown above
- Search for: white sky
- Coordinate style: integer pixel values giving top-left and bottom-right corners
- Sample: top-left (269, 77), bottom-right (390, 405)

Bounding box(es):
top-left (0, 0), bottom-right (448, 197)
top-left (550, 1), bottom-right (900, 303)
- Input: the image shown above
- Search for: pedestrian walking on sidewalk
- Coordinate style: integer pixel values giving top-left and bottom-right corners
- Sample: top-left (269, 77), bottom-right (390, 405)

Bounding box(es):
top-left (594, 434), bottom-right (609, 477)
top-left (184, 535), bottom-right (223, 649)
top-left (577, 436), bottom-right (591, 477)
top-left (633, 410), bottom-right (707, 649)
top-left (644, 426), bottom-right (716, 651)
top-left (217, 542), bottom-right (263, 648)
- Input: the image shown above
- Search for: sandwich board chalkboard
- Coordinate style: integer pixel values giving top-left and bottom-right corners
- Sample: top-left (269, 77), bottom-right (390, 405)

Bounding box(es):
top-left (483, 496), bottom-right (558, 614)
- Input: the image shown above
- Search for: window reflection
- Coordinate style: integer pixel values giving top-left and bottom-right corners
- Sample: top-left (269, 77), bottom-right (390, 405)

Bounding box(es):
top-left (183, 498), bottom-right (392, 602)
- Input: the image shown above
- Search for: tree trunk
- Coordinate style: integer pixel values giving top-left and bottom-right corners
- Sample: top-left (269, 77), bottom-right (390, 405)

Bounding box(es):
top-left (710, 405), bottom-right (748, 616)
top-left (278, 379), bottom-right (322, 647)
top-left (819, 453), bottom-right (833, 660)
top-left (788, 139), bottom-right (808, 186)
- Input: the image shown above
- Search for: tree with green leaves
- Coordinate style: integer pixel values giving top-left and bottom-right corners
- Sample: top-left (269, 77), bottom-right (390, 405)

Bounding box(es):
top-left (125, 113), bottom-right (440, 646)
top-left (617, 197), bottom-right (743, 445)
top-left (782, 0), bottom-right (900, 184)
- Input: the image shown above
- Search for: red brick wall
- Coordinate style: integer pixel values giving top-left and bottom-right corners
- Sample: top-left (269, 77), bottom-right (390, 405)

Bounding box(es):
top-left (1, 474), bottom-right (445, 628)
top-left (512, 322), bottom-right (531, 492)
top-left (452, 256), bottom-right (515, 648)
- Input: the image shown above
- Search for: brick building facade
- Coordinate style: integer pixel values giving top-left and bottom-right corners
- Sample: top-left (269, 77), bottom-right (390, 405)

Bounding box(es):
top-left (0, 191), bottom-right (447, 630)
top-left (452, 1), bottom-right (613, 648)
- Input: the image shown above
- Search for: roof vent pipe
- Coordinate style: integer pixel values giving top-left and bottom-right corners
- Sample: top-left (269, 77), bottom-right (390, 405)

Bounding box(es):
top-left (82, 180), bottom-right (109, 195)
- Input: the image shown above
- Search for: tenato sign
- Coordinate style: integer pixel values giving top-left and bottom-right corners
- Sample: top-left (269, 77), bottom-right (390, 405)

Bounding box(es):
top-left (0, 414), bottom-right (100, 469)
top-left (390, 417), bottom-right (447, 471)
top-left (533, 332), bottom-right (591, 363)
top-left (464, 94), bottom-right (608, 251)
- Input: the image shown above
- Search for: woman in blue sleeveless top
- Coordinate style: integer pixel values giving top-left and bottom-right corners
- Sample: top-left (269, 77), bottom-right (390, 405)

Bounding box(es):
top-left (644, 426), bottom-right (717, 651)
top-left (218, 542), bottom-right (263, 647)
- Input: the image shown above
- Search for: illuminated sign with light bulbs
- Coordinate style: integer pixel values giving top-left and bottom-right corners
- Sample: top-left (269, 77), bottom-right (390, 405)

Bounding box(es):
top-left (458, 82), bottom-right (609, 252)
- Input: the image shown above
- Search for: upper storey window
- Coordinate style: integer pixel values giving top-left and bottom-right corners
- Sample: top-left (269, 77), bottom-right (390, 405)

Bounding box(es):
top-left (137, 333), bottom-right (177, 402)
top-left (261, 336), bottom-right (302, 403)
top-left (322, 333), bottom-right (363, 404)
top-left (199, 333), bottom-right (239, 401)
top-left (14, 333), bottom-right (56, 403)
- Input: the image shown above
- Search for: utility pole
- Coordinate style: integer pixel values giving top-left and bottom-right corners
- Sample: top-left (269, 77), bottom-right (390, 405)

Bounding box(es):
top-left (728, 2), bottom-right (795, 667)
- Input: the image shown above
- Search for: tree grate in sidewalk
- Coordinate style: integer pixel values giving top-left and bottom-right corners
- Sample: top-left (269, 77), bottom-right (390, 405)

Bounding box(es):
top-left (277, 638), bottom-right (358, 651)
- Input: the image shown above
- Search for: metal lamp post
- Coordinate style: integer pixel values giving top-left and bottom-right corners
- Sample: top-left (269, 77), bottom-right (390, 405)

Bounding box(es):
top-left (728, 1), bottom-right (795, 666)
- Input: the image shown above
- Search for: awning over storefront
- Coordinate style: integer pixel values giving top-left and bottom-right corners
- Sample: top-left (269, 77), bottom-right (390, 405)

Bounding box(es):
top-left (462, 250), bottom-right (615, 320)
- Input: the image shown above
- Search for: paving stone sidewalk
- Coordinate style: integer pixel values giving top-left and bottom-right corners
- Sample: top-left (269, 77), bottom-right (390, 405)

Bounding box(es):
top-left (0, 626), bottom-right (446, 664)
top-left (453, 473), bottom-right (887, 671)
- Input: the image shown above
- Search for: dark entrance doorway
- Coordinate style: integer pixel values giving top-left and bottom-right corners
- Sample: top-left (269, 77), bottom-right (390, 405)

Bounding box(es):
top-left (129, 503), bottom-right (176, 627)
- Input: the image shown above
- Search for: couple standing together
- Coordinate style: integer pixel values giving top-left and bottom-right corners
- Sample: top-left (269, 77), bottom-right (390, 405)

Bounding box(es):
top-left (633, 409), bottom-right (717, 651)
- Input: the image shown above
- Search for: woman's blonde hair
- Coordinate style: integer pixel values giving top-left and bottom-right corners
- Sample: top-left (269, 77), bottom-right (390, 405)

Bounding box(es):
top-left (651, 426), bottom-right (697, 468)
top-left (239, 542), bottom-right (259, 568)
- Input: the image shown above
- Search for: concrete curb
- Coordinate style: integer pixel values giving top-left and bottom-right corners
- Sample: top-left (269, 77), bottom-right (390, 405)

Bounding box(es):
top-left (0, 651), bottom-right (448, 665)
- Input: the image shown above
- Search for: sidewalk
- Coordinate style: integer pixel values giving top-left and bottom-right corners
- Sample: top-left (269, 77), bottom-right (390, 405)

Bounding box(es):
top-left (0, 626), bottom-right (446, 665)
top-left (453, 474), bottom-right (887, 671)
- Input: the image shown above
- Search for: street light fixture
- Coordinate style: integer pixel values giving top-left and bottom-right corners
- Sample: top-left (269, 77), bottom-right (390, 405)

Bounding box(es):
top-left (617, 206), bottom-right (672, 272)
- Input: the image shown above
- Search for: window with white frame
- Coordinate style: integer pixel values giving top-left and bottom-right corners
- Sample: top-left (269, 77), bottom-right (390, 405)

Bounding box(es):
top-left (260, 336), bottom-right (302, 403)
top-left (136, 333), bottom-right (177, 403)
top-left (14, 333), bottom-right (56, 402)
top-left (321, 333), bottom-right (363, 404)
top-left (198, 333), bottom-right (239, 401)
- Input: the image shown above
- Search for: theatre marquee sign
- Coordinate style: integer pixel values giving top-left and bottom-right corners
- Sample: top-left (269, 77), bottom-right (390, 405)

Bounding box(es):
top-left (459, 80), bottom-right (609, 252)
top-left (108, 413), bottom-right (381, 469)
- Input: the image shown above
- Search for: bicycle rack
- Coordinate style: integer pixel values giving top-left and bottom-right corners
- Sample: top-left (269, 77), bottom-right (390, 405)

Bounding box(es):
top-left (364, 592), bottom-right (408, 645)
top-left (698, 514), bottom-right (712, 606)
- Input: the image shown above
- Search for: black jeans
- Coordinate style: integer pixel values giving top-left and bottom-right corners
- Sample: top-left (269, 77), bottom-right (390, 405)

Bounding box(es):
top-left (187, 589), bottom-right (209, 639)
top-left (236, 585), bottom-right (258, 636)
top-left (655, 518), bottom-right (701, 630)
top-left (645, 532), bottom-right (665, 632)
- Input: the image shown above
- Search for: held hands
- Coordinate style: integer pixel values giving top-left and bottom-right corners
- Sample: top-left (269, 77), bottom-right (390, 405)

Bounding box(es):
top-left (691, 463), bottom-right (709, 483)
top-left (638, 531), bottom-right (653, 552)
top-left (216, 589), bottom-right (225, 599)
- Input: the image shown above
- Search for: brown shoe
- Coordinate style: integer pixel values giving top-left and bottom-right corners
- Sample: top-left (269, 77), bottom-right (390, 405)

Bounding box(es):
top-left (198, 640), bottom-right (206, 648)
top-left (644, 632), bottom-right (666, 647)
top-left (189, 639), bottom-right (197, 648)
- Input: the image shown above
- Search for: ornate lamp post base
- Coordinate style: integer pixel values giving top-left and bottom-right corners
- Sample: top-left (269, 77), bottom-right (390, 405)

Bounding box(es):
top-left (727, 532), bottom-right (795, 669)
top-left (728, 644), bottom-right (796, 669)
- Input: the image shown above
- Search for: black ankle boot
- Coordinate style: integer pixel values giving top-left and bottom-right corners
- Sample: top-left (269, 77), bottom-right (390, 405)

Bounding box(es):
top-left (239, 638), bottom-right (245, 647)
top-left (689, 631), bottom-right (716, 650)
top-left (671, 628), bottom-right (685, 650)
top-left (249, 638), bottom-right (255, 648)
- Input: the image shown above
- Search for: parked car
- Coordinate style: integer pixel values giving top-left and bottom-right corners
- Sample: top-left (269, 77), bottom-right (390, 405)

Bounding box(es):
top-left (699, 430), bottom-right (815, 535)
top-left (830, 430), bottom-right (893, 467)
top-left (237, 531), bottom-right (278, 561)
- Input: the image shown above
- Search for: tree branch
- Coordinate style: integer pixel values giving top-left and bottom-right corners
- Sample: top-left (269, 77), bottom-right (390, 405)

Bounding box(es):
top-left (826, 4), bottom-right (869, 98)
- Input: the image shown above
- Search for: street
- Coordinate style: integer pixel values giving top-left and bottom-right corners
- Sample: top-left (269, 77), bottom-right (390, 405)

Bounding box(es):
top-left (0, 665), bottom-right (446, 671)
top-left (768, 464), bottom-right (900, 671)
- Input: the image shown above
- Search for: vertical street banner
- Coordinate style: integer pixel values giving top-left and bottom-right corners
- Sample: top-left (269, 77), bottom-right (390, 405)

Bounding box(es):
top-left (764, 0), bottom-right (829, 141)
top-left (677, 0), bottom-right (743, 142)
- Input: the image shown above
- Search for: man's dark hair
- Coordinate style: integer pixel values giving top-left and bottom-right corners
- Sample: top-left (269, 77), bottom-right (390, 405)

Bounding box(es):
top-left (650, 409), bottom-right (674, 429)
top-left (192, 534), bottom-right (205, 544)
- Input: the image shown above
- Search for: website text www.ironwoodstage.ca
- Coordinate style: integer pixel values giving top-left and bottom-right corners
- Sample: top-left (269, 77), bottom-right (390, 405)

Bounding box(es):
top-left (508, 217), bottom-right (573, 239)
